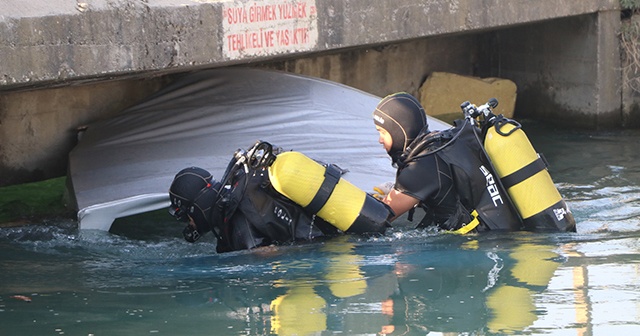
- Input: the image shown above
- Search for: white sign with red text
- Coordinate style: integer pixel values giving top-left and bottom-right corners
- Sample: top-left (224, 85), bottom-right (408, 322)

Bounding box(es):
top-left (222, 0), bottom-right (318, 58)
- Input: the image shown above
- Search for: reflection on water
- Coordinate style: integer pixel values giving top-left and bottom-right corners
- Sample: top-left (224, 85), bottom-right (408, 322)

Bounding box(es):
top-left (1, 122), bottom-right (640, 335)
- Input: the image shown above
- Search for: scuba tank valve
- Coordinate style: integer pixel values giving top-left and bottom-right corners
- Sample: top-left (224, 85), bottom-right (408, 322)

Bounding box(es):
top-left (461, 98), bottom-right (499, 123)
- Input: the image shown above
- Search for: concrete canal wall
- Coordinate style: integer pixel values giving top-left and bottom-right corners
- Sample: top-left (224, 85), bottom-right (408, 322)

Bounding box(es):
top-left (0, 0), bottom-right (623, 186)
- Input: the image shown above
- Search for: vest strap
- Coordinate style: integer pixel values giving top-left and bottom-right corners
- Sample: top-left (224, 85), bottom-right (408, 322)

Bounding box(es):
top-left (451, 210), bottom-right (481, 234)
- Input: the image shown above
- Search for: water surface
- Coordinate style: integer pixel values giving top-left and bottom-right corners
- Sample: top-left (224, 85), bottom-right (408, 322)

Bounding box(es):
top-left (1, 121), bottom-right (639, 335)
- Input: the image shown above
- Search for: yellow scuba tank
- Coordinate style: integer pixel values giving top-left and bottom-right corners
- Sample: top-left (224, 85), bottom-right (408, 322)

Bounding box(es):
top-left (268, 151), bottom-right (390, 234)
top-left (483, 116), bottom-right (576, 232)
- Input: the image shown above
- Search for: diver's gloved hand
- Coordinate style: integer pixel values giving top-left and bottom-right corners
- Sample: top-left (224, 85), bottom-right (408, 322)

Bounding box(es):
top-left (371, 181), bottom-right (395, 201)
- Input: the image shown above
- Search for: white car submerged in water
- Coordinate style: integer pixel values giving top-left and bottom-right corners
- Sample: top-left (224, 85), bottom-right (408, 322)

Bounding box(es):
top-left (66, 67), bottom-right (449, 231)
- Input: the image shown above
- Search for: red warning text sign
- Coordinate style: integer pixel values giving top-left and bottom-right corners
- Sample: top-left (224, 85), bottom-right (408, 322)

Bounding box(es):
top-left (222, 0), bottom-right (318, 58)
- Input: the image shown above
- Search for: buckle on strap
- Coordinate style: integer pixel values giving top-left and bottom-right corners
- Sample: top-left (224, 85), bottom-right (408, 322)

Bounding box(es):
top-left (451, 210), bottom-right (480, 235)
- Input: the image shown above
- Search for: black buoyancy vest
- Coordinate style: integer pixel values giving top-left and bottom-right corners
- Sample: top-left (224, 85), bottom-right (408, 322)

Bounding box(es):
top-left (213, 166), bottom-right (338, 253)
top-left (401, 119), bottom-right (523, 232)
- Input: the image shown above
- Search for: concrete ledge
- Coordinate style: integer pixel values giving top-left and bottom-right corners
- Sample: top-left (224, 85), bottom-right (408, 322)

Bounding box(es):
top-left (0, 0), bottom-right (618, 90)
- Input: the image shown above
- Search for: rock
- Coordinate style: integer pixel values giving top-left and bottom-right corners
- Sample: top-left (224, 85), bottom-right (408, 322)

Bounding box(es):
top-left (418, 72), bottom-right (517, 123)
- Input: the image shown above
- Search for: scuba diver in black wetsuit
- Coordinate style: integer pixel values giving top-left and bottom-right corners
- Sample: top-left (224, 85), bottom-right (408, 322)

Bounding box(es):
top-left (372, 92), bottom-right (576, 233)
top-left (168, 166), bottom-right (339, 253)
top-left (168, 142), bottom-right (391, 253)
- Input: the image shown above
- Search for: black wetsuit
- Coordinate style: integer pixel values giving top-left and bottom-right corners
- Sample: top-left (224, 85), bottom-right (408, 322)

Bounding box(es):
top-left (395, 153), bottom-right (466, 229)
top-left (214, 166), bottom-right (339, 253)
top-left (396, 119), bottom-right (523, 232)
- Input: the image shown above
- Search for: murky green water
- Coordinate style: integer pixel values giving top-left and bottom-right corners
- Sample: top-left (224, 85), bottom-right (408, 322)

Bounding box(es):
top-left (1, 121), bottom-right (639, 335)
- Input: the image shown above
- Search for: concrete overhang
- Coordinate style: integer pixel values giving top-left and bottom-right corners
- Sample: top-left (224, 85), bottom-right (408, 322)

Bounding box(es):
top-left (0, 0), bottom-right (619, 90)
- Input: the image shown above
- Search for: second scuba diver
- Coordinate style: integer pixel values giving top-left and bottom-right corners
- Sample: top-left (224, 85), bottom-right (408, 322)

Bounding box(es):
top-left (372, 92), bottom-right (576, 233)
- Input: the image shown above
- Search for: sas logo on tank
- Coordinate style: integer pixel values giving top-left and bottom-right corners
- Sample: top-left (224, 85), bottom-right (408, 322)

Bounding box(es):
top-left (222, 0), bottom-right (319, 59)
top-left (553, 207), bottom-right (568, 221)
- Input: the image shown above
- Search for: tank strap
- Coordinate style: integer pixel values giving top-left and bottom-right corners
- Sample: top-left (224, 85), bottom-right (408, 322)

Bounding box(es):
top-left (305, 164), bottom-right (342, 214)
top-left (450, 210), bottom-right (481, 234)
top-left (501, 155), bottom-right (549, 189)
